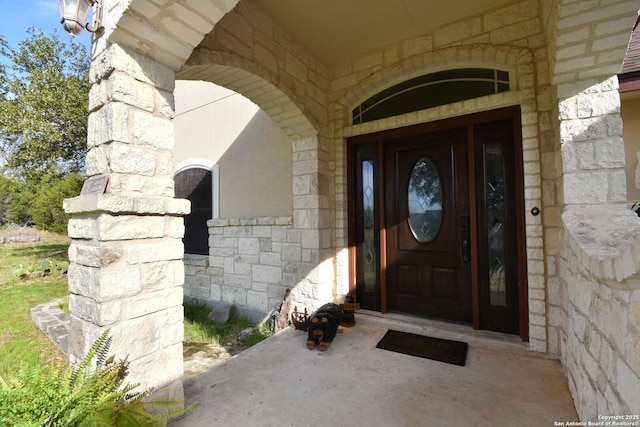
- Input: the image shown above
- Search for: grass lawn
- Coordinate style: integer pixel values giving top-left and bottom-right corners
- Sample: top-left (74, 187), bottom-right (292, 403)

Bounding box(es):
top-left (184, 301), bottom-right (272, 348)
top-left (0, 235), bottom-right (70, 378)
top-left (0, 229), bottom-right (272, 384)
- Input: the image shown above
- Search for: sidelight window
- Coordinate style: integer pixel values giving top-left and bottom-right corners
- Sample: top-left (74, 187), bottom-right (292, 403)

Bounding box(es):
top-left (483, 143), bottom-right (507, 307)
top-left (362, 160), bottom-right (377, 291)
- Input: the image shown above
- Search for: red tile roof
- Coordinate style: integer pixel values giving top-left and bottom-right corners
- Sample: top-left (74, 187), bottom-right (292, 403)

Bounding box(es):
top-left (621, 15), bottom-right (640, 75)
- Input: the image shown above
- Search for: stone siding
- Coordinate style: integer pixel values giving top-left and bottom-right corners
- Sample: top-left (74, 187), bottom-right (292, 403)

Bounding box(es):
top-left (179, 0), bottom-right (327, 140)
top-left (551, 0), bottom-right (636, 85)
top-left (191, 216), bottom-right (298, 319)
top-left (183, 253), bottom-right (210, 300)
top-left (557, 77), bottom-right (626, 205)
top-left (561, 206), bottom-right (640, 419)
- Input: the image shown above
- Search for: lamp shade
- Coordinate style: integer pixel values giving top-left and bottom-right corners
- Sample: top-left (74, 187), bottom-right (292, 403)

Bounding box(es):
top-left (58, 0), bottom-right (94, 35)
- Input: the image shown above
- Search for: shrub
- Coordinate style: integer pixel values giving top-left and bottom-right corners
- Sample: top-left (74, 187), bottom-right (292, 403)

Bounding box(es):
top-left (28, 172), bottom-right (84, 234)
top-left (0, 330), bottom-right (194, 426)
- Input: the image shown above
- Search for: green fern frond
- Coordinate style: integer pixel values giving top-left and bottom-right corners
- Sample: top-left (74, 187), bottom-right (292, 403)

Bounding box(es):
top-left (123, 383), bottom-right (144, 402)
top-left (149, 399), bottom-right (198, 422)
top-left (0, 330), bottom-right (196, 426)
top-left (73, 329), bottom-right (112, 377)
top-left (76, 409), bottom-right (116, 427)
top-left (112, 405), bottom-right (157, 426)
top-left (94, 334), bottom-right (112, 368)
top-left (0, 373), bottom-right (23, 391)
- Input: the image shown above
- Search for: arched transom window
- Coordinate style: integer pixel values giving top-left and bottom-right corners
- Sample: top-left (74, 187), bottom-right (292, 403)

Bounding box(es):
top-left (352, 68), bottom-right (510, 124)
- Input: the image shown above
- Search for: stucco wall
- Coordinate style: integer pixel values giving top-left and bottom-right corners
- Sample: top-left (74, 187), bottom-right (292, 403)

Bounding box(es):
top-left (621, 94), bottom-right (640, 202)
top-left (173, 80), bottom-right (293, 218)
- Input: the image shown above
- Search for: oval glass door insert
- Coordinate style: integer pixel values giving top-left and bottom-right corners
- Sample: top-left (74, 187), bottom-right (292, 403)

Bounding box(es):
top-left (408, 157), bottom-right (443, 243)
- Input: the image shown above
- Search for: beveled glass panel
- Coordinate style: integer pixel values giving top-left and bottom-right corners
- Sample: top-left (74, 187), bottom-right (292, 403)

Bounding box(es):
top-left (408, 157), bottom-right (442, 243)
top-left (362, 160), bottom-right (376, 290)
top-left (484, 143), bottom-right (507, 306)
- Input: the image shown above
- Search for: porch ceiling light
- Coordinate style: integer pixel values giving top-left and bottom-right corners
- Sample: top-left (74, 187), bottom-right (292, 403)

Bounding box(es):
top-left (58, 0), bottom-right (102, 35)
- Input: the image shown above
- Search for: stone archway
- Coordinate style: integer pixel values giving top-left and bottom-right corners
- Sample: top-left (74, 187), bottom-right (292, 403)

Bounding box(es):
top-left (173, 0), bottom-right (342, 320)
top-left (65, 0), bottom-right (333, 398)
top-left (174, 64), bottom-right (339, 323)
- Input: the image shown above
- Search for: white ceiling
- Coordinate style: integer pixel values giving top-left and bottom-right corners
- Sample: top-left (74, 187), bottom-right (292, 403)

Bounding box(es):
top-left (255, 0), bottom-right (515, 66)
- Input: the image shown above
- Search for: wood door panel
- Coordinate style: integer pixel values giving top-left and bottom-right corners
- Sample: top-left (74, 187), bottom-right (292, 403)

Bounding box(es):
top-left (397, 264), bottom-right (420, 295)
top-left (385, 128), bottom-right (471, 322)
top-left (432, 268), bottom-right (458, 300)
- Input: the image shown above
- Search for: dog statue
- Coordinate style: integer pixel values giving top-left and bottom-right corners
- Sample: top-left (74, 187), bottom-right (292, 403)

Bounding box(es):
top-left (306, 303), bottom-right (343, 351)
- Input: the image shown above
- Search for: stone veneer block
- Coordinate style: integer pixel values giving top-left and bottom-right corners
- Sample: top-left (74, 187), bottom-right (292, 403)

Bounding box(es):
top-left (186, 216), bottom-right (301, 318)
top-left (562, 204), bottom-right (640, 418)
top-left (64, 194), bottom-right (190, 216)
top-left (563, 206), bottom-right (640, 281)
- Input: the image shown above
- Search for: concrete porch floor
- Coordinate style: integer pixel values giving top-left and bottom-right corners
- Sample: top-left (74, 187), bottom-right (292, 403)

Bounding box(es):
top-left (172, 313), bottom-right (578, 427)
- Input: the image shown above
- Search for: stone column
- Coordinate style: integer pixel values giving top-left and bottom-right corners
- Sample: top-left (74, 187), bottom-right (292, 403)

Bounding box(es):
top-left (558, 77), bottom-right (626, 204)
top-left (291, 134), bottom-right (335, 309)
top-left (556, 77), bottom-right (634, 420)
top-left (63, 44), bottom-right (189, 398)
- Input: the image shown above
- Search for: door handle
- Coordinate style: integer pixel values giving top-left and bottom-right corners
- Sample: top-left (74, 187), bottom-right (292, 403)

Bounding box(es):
top-left (461, 230), bottom-right (470, 263)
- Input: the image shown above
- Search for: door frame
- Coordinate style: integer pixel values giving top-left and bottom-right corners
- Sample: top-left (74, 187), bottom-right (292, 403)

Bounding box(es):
top-left (347, 106), bottom-right (529, 340)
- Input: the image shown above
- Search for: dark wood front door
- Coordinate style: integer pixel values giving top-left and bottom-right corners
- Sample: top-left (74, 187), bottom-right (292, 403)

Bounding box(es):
top-left (385, 128), bottom-right (472, 322)
top-left (349, 107), bottom-right (526, 337)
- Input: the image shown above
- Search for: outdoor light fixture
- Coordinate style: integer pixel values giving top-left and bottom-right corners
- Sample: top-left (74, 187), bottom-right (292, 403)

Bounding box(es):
top-left (58, 0), bottom-right (102, 35)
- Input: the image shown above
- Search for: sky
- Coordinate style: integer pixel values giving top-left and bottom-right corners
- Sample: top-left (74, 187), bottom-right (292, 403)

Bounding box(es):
top-left (0, 0), bottom-right (92, 62)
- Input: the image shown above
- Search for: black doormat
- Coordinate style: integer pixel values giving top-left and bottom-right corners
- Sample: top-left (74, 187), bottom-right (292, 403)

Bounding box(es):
top-left (376, 330), bottom-right (468, 366)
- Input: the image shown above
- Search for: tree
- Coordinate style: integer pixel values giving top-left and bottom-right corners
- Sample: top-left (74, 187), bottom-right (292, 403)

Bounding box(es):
top-left (28, 169), bottom-right (84, 233)
top-left (0, 27), bottom-right (90, 174)
top-left (0, 174), bottom-right (28, 225)
top-left (0, 28), bottom-right (89, 231)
